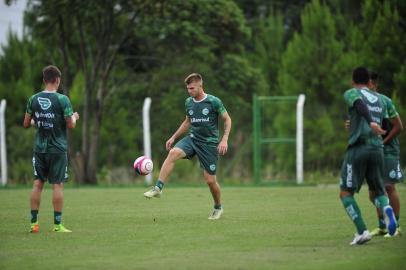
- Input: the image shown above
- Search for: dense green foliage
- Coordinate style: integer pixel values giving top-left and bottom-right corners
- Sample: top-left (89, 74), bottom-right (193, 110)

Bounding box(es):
top-left (1, 0), bottom-right (405, 184)
top-left (1, 186), bottom-right (406, 269)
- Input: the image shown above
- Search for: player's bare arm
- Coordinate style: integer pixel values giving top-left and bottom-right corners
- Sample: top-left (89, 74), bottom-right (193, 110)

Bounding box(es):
top-left (383, 116), bottom-right (403, 144)
top-left (344, 119), bottom-right (350, 130)
top-left (23, 113), bottom-right (33, 128)
top-left (65, 112), bottom-right (80, 129)
top-left (369, 122), bottom-right (386, 136)
top-left (218, 111), bottom-right (231, 155)
top-left (166, 116), bottom-right (191, 150)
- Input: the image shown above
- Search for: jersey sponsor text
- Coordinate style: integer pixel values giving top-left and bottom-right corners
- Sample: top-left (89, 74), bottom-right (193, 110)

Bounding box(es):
top-left (191, 117), bottom-right (210, 123)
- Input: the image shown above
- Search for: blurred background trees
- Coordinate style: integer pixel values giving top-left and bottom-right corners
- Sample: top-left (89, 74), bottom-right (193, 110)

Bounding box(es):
top-left (2, 0), bottom-right (405, 184)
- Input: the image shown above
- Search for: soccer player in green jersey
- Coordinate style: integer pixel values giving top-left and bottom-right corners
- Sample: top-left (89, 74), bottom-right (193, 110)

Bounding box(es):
top-left (340, 67), bottom-right (397, 245)
top-left (144, 73), bottom-right (232, 220)
top-left (23, 65), bottom-right (80, 233)
top-left (367, 72), bottom-right (404, 237)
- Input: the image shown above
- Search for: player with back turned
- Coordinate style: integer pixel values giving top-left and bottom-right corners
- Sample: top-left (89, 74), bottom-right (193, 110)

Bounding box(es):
top-left (24, 65), bottom-right (79, 233)
top-left (339, 66), bottom-right (397, 245)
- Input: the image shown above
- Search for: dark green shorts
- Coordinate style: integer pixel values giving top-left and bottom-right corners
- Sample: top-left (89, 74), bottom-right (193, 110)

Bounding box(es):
top-left (340, 144), bottom-right (385, 195)
top-left (384, 157), bottom-right (404, 184)
top-left (32, 152), bottom-right (68, 184)
top-left (174, 136), bottom-right (218, 175)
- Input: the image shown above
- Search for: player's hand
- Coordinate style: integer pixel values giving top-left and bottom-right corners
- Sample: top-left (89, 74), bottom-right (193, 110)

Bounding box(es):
top-left (370, 122), bottom-right (386, 136)
top-left (344, 120), bottom-right (350, 130)
top-left (166, 137), bottom-right (175, 151)
top-left (218, 139), bottom-right (228, 155)
top-left (73, 112), bottom-right (80, 121)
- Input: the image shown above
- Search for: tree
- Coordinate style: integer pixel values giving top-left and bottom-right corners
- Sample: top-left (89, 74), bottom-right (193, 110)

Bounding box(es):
top-left (24, 0), bottom-right (154, 183)
top-left (359, 0), bottom-right (406, 95)
top-left (0, 33), bottom-right (46, 183)
top-left (248, 12), bottom-right (285, 94)
top-left (277, 0), bottom-right (348, 171)
top-left (393, 61), bottom-right (406, 163)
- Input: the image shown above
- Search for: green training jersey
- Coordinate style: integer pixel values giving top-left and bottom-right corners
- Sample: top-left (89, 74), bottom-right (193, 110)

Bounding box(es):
top-left (380, 93), bottom-right (400, 158)
top-left (344, 87), bottom-right (386, 147)
top-left (185, 94), bottom-right (227, 145)
top-left (25, 91), bottom-right (74, 153)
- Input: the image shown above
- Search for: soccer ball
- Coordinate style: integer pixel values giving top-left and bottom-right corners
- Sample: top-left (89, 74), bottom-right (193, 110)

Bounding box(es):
top-left (134, 156), bottom-right (153, 175)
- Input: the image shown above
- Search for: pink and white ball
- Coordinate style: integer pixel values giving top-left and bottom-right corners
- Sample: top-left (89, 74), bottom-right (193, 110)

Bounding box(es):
top-left (134, 156), bottom-right (153, 175)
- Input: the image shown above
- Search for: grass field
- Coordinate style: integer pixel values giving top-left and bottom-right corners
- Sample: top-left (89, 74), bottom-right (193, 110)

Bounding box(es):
top-left (0, 185), bottom-right (405, 270)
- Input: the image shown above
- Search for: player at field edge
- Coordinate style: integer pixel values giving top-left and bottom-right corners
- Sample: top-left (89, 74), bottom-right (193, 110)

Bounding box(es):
top-left (23, 65), bottom-right (80, 233)
top-left (339, 66), bottom-right (397, 245)
top-left (367, 71), bottom-right (403, 237)
top-left (143, 73), bottom-right (232, 220)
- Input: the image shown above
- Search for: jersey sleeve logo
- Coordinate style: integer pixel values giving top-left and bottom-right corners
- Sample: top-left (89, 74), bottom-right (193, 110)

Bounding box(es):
top-left (188, 110), bottom-right (194, 116)
top-left (202, 108), bottom-right (209, 115)
top-left (360, 90), bottom-right (378, 104)
top-left (38, 97), bottom-right (52, 110)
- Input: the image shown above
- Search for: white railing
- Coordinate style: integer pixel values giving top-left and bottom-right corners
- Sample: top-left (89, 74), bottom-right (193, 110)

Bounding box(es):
top-left (296, 94), bottom-right (306, 184)
top-left (0, 99), bottom-right (7, 186)
top-left (143, 97), bottom-right (152, 185)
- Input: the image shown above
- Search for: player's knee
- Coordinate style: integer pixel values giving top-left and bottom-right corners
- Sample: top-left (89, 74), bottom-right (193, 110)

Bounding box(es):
top-left (33, 180), bottom-right (43, 191)
top-left (167, 148), bottom-right (184, 160)
top-left (204, 175), bottom-right (217, 185)
top-left (339, 190), bottom-right (352, 199)
top-left (52, 182), bottom-right (64, 190)
top-left (206, 179), bottom-right (216, 186)
top-left (385, 184), bottom-right (395, 194)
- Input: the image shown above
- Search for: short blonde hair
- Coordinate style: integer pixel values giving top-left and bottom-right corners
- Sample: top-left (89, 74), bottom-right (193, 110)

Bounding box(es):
top-left (184, 73), bottom-right (203, 85)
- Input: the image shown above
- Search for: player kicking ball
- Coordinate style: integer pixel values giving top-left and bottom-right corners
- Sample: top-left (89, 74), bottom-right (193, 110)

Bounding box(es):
top-left (144, 73), bottom-right (232, 220)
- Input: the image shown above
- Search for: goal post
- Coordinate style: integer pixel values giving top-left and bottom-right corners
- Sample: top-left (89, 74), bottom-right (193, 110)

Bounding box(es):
top-left (253, 94), bottom-right (305, 184)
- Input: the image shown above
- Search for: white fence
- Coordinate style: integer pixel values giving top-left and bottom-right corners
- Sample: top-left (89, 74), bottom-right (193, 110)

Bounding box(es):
top-left (0, 99), bottom-right (7, 185)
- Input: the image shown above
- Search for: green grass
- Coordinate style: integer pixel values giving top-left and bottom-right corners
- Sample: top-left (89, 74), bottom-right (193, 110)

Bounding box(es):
top-left (0, 185), bottom-right (405, 270)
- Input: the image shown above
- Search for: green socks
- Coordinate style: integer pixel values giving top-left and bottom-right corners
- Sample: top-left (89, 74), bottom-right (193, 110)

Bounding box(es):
top-left (341, 196), bottom-right (367, 234)
top-left (31, 210), bottom-right (38, 223)
top-left (378, 216), bottom-right (386, 230)
top-left (32, 210), bottom-right (64, 225)
top-left (155, 180), bottom-right (164, 191)
top-left (374, 195), bottom-right (390, 210)
top-left (374, 195), bottom-right (397, 228)
top-left (54, 211), bottom-right (62, 225)
top-left (214, 204), bottom-right (222, 210)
